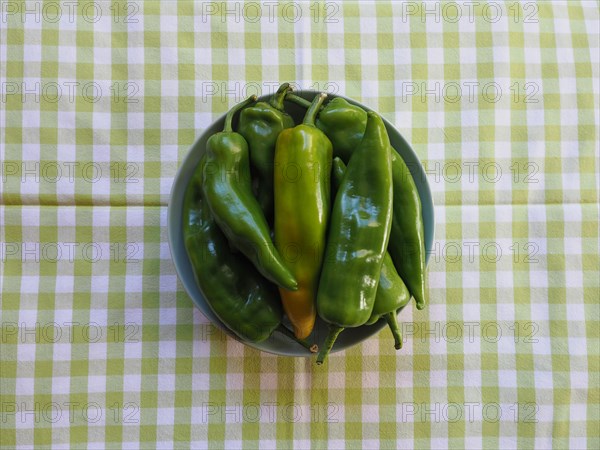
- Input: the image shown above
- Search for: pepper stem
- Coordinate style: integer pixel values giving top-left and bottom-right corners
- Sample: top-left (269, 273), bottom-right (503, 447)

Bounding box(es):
top-left (276, 324), bottom-right (318, 353)
top-left (285, 93), bottom-right (312, 109)
top-left (223, 95), bottom-right (257, 132)
top-left (302, 93), bottom-right (327, 126)
top-left (316, 324), bottom-right (344, 365)
top-left (269, 83), bottom-right (293, 111)
top-left (384, 312), bottom-right (403, 350)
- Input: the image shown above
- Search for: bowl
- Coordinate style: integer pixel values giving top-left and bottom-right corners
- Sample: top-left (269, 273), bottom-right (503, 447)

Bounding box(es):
top-left (168, 90), bottom-right (434, 357)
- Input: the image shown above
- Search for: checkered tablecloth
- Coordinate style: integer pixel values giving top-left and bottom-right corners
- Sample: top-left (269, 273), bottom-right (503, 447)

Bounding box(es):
top-left (1, 1), bottom-right (599, 448)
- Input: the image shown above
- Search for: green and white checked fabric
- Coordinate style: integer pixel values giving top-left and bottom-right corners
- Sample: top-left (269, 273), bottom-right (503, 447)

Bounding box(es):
top-left (1, 1), bottom-right (599, 448)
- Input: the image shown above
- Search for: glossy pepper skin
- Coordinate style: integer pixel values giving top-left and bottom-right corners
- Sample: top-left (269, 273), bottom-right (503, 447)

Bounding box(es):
top-left (288, 93), bottom-right (426, 309)
top-left (274, 93), bottom-right (332, 340)
top-left (183, 156), bottom-right (282, 343)
top-left (238, 83), bottom-right (295, 220)
top-left (316, 112), bottom-right (393, 364)
top-left (202, 96), bottom-right (298, 291)
top-left (331, 158), bottom-right (411, 350)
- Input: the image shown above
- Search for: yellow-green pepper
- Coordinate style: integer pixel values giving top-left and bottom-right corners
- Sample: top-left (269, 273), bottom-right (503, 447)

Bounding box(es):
top-left (274, 93), bottom-right (332, 339)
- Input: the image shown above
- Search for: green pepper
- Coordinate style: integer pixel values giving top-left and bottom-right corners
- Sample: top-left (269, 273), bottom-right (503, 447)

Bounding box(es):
top-left (388, 151), bottom-right (426, 310)
top-left (184, 158), bottom-right (281, 342)
top-left (274, 93), bottom-right (332, 339)
top-left (287, 93), bottom-right (426, 309)
top-left (238, 83), bottom-right (295, 220)
top-left (331, 157), bottom-right (411, 350)
top-left (316, 112), bottom-right (393, 364)
top-left (202, 96), bottom-right (297, 291)
top-left (315, 97), bottom-right (368, 162)
top-left (183, 157), bottom-right (316, 351)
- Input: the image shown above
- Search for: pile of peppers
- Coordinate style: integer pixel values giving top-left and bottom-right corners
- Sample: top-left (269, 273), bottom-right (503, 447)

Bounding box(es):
top-left (182, 83), bottom-right (427, 364)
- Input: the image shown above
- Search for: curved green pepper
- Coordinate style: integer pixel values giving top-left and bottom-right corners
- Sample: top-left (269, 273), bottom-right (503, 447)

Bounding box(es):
top-left (238, 83), bottom-right (295, 220)
top-left (388, 152), bottom-right (426, 310)
top-left (287, 93), bottom-right (426, 309)
top-left (316, 112), bottom-right (393, 364)
top-left (274, 92), bottom-right (332, 339)
top-left (183, 157), bottom-right (316, 351)
top-left (202, 96), bottom-right (297, 291)
top-left (331, 157), bottom-right (411, 350)
top-left (184, 158), bottom-right (281, 342)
